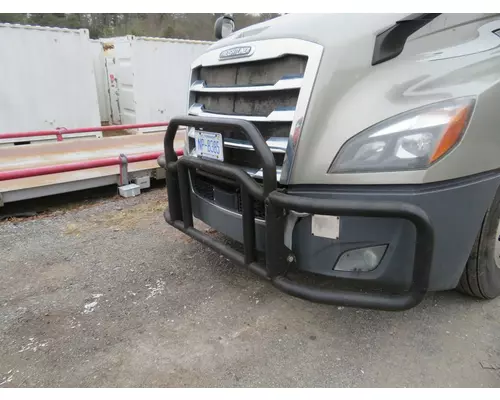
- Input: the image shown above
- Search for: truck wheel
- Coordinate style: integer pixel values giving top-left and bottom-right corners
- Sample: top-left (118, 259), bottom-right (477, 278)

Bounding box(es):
top-left (457, 188), bottom-right (500, 299)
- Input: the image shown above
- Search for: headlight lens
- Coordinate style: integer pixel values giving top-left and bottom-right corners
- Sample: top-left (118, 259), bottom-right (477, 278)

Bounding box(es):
top-left (328, 97), bottom-right (475, 173)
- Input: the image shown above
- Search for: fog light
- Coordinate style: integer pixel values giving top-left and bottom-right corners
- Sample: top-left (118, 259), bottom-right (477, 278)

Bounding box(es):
top-left (334, 245), bottom-right (387, 272)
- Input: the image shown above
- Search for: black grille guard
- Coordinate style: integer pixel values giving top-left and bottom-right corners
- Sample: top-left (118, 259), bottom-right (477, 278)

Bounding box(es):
top-left (161, 116), bottom-right (435, 311)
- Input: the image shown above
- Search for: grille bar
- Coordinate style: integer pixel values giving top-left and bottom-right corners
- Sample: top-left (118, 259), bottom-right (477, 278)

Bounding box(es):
top-left (188, 103), bottom-right (295, 122)
top-left (190, 75), bottom-right (303, 93)
top-left (223, 137), bottom-right (287, 153)
top-left (195, 89), bottom-right (299, 117)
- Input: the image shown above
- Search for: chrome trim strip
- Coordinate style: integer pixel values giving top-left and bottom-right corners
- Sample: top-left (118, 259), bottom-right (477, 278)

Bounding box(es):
top-left (282, 43), bottom-right (323, 184)
top-left (188, 103), bottom-right (295, 122)
top-left (223, 137), bottom-right (287, 154)
top-left (248, 166), bottom-right (282, 181)
top-left (190, 76), bottom-right (303, 93)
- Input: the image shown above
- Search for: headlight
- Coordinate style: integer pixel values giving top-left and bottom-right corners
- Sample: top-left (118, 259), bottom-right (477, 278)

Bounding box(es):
top-left (328, 97), bottom-right (475, 173)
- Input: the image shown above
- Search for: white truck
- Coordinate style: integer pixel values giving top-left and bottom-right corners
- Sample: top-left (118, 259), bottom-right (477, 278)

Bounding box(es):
top-left (159, 13), bottom-right (500, 310)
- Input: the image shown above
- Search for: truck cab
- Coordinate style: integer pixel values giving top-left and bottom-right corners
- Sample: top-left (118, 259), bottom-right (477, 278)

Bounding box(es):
top-left (159, 13), bottom-right (500, 310)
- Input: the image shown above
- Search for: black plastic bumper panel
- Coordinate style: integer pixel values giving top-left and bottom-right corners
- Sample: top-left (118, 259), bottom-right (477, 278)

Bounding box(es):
top-left (162, 116), bottom-right (435, 311)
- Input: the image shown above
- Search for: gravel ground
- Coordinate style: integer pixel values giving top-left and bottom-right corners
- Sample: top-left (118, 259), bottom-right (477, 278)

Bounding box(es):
top-left (1, 187), bottom-right (500, 388)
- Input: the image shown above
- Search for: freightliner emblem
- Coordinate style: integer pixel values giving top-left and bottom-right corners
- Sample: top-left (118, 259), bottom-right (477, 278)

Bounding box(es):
top-left (219, 46), bottom-right (254, 60)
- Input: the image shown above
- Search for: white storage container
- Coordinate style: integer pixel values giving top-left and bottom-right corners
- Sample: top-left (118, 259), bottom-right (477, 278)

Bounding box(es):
top-left (90, 39), bottom-right (111, 124)
top-left (101, 35), bottom-right (212, 132)
top-left (0, 23), bottom-right (102, 145)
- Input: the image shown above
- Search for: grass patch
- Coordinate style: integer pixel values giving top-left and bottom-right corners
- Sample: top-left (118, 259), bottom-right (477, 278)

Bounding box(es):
top-left (64, 197), bottom-right (167, 235)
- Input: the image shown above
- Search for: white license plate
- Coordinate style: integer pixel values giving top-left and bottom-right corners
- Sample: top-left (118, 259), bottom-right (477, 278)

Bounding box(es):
top-left (194, 131), bottom-right (224, 161)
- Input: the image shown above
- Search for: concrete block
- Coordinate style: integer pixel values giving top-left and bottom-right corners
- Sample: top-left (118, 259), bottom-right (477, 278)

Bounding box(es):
top-left (119, 183), bottom-right (141, 198)
top-left (133, 175), bottom-right (151, 189)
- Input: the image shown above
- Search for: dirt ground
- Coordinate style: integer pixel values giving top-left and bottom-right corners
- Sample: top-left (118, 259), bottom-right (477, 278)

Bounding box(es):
top-left (1, 187), bottom-right (500, 387)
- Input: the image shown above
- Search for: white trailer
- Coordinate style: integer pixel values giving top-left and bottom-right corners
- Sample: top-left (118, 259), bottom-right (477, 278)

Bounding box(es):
top-left (0, 23), bottom-right (102, 145)
top-left (100, 35), bottom-right (212, 132)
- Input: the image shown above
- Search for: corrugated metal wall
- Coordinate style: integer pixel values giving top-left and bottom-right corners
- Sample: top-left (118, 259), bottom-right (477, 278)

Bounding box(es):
top-left (0, 24), bottom-right (102, 140)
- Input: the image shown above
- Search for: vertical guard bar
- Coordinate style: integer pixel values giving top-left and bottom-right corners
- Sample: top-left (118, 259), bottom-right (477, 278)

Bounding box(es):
top-left (264, 201), bottom-right (288, 277)
top-left (241, 186), bottom-right (256, 264)
top-left (164, 122), bottom-right (182, 221)
top-left (178, 163), bottom-right (194, 229)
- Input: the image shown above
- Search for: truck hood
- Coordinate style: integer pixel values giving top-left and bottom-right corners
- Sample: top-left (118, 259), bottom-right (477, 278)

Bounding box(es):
top-left (208, 13), bottom-right (411, 51)
top-left (203, 14), bottom-right (500, 185)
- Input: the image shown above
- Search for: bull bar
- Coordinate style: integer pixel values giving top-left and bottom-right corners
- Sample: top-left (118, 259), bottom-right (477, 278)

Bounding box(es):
top-left (161, 116), bottom-right (435, 311)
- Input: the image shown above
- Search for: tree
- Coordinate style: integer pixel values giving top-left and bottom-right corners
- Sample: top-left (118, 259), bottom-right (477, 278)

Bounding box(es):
top-left (0, 13), bottom-right (281, 41)
top-left (0, 13), bottom-right (27, 24)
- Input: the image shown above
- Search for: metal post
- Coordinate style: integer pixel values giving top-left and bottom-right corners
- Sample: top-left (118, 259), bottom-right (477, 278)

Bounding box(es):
top-left (119, 154), bottom-right (129, 186)
top-left (56, 127), bottom-right (67, 142)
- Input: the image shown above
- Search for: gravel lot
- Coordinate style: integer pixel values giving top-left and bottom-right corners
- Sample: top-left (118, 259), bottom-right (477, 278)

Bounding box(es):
top-left (1, 187), bottom-right (500, 387)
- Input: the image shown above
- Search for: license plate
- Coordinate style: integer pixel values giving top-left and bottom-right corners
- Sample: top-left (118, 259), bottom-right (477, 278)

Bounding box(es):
top-left (194, 131), bottom-right (224, 161)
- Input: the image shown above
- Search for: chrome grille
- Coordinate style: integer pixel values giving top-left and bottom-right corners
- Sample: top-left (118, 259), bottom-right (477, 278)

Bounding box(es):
top-left (186, 39), bottom-right (323, 215)
top-left (188, 54), bottom-right (308, 178)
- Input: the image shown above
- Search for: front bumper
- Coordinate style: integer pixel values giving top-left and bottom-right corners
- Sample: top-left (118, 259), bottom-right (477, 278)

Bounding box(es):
top-left (161, 116), bottom-right (436, 311)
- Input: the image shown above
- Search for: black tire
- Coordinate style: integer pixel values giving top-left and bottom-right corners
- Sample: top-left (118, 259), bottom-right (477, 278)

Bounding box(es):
top-left (457, 187), bottom-right (500, 299)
